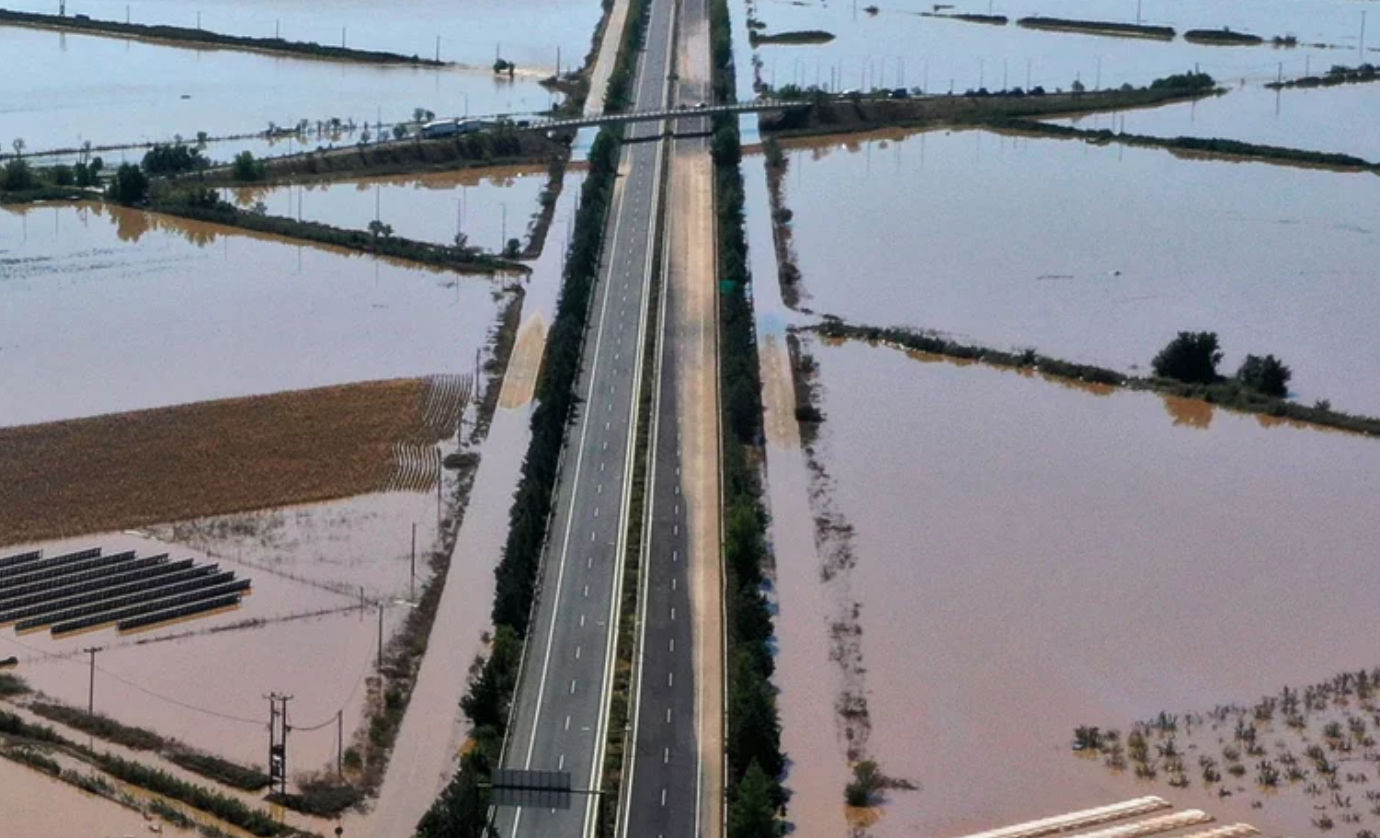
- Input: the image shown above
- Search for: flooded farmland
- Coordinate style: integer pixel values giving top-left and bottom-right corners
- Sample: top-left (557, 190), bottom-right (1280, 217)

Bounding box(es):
top-left (0, 24), bottom-right (560, 156)
top-left (787, 334), bottom-right (1380, 837)
top-left (1050, 80), bottom-right (1380, 162)
top-left (771, 129), bottom-right (1380, 414)
top-left (0, 754), bottom-right (197, 838)
top-left (2, 0), bottom-right (605, 69)
top-left (0, 201), bottom-right (503, 427)
top-left (229, 165), bottom-right (552, 250)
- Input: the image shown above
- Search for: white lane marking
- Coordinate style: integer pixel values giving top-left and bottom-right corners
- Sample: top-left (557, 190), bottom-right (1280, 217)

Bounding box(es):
top-left (594, 506), bottom-right (600, 518)
top-left (673, 524), bottom-right (679, 536)
top-left (576, 645), bottom-right (582, 660)
top-left (579, 613), bottom-right (586, 627)
top-left (569, 679), bottom-right (577, 694)
top-left (583, 583), bottom-right (590, 598)
top-left (668, 672), bottom-right (674, 687)
top-left (591, 531), bottom-right (597, 542)
top-left (600, 461), bottom-right (605, 472)
top-left (672, 550), bottom-right (678, 562)
top-left (671, 577), bottom-right (677, 591)
top-left (666, 708), bottom-right (672, 723)
top-left (605, 421), bottom-right (611, 431)
top-left (660, 788), bottom-right (667, 807)
top-left (587, 556), bottom-right (594, 569)
top-left (565, 714), bottom-right (571, 731)
top-left (670, 607), bottom-right (676, 621)
top-left (602, 440), bottom-right (608, 451)
top-left (664, 747), bottom-right (670, 764)
top-left (597, 483), bottom-right (603, 495)
top-left (559, 753), bottom-right (566, 770)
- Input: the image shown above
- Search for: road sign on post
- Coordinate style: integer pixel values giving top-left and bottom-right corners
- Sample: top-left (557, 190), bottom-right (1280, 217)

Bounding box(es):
top-left (491, 769), bottom-right (573, 809)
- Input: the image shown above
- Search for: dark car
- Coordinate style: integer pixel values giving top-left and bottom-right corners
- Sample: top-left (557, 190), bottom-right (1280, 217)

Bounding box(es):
top-left (890, 88), bottom-right (910, 100)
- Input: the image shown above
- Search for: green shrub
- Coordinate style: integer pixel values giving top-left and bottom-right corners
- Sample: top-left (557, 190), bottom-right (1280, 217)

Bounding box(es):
top-left (106, 162), bottom-right (149, 204)
top-left (1236, 353), bottom-right (1291, 397)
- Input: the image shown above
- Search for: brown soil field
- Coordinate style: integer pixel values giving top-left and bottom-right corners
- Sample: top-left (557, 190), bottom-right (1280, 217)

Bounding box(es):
top-left (0, 378), bottom-right (457, 549)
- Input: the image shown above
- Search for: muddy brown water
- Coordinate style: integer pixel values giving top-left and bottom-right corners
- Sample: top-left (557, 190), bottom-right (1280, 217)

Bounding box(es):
top-left (0, 754), bottom-right (198, 837)
top-left (774, 129), bottom-right (1380, 415)
top-left (229, 166), bottom-right (550, 250)
top-left (0, 202), bottom-right (500, 428)
top-left (795, 335), bottom-right (1380, 837)
top-left (0, 23), bottom-right (560, 156)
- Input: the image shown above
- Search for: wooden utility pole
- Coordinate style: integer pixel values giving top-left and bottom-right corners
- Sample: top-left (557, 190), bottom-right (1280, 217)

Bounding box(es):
top-left (84, 647), bottom-right (100, 716)
top-left (410, 523), bottom-right (417, 602)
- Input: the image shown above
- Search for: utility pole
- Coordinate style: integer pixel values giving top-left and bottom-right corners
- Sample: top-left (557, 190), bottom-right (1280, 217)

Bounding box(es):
top-left (410, 522), bottom-right (417, 603)
top-left (336, 710), bottom-right (344, 778)
top-left (341, 26), bottom-right (347, 48)
top-left (436, 35), bottom-right (441, 63)
top-left (84, 647), bottom-right (100, 716)
top-left (266, 693), bottom-right (292, 797)
top-left (376, 602), bottom-right (384, 670)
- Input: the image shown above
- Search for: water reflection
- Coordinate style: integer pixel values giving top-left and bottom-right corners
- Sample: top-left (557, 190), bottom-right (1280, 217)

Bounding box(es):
top-left (1161, 393), bottom-right (1215, 428)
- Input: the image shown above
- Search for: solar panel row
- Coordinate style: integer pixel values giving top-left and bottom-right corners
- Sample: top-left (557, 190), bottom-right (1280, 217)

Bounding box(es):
top-left (52, 579), bottom-right (252, 636)
top-left (0, 561), bottom-right (210, 625)
top-left (0, 557), bottom-right (184, 613)
top-left (16, 571), bottom-right (240, 632)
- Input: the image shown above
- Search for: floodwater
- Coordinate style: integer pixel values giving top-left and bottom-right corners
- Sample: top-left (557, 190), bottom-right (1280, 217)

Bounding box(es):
top-left (795, 334), bottom-right (1380, 837)
top-left (0, 530), bottom-right (384, 771)
top-left (1050, 79), bottom-right (1380, 162)
top-left (0, 24), bottom-right (560, 156)
top-left (142, 490), bottom-right (445, 601)
top-left (747, 0), bottom-right (1372, 95)
top-left (0, 754), bottom-right (198, 838)
top-left (0, 202), bottom-right (501, 427)
top-left (3, 0), bottom-right (605, 70)
top-left (229, 166), bottom-right (551, 250)
top-left (773, 129), bottom-right (1380, 414)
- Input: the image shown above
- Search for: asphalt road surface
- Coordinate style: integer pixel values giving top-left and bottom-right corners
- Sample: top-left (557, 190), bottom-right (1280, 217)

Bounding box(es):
top-left (493, 0), bottom-right (679, 836)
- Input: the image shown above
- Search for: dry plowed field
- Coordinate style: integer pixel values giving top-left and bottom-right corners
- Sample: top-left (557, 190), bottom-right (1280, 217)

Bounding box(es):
top-left (0, 378), bottom-right (450, 548)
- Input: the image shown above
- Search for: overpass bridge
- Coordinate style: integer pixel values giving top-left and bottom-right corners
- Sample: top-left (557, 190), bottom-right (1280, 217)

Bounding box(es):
top-left (433, 99), bottom-right (805, 135)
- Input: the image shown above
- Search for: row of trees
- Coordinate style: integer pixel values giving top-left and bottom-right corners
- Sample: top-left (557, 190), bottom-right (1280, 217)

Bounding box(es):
top-left (711, 0), bottom-right (788, 833)
top-left (415, 0), bottom-right (653, 833)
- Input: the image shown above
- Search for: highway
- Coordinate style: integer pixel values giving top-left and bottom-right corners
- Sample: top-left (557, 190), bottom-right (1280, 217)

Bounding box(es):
top-left (492, 0), bottom-right (678, 834)
top-left (619, 0), bottom-right (724, 831)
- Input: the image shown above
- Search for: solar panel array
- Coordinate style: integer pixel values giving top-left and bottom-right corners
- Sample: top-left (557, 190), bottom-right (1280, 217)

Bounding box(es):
top-left (0, 547), bottom-right (251, 637)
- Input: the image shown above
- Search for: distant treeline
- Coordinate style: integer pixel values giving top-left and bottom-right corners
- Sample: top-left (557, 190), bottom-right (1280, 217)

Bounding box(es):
top-left (1268, 62), bottom-right (1380, 90)
top-left (748, 28), bottom-right (835, 45)
top-left (812, 319), bottom-right (1380, 438)
top-left (997, 118), bottom-right (1380, 172)
top-left (0, 7), bottom-right (446, 66)
top-left (1183, 28), bottom-right (1263, 45)
top-left (414, 0), bottom-right (653, 832)
top-left (1016, 16), bottom-right (1175, 40)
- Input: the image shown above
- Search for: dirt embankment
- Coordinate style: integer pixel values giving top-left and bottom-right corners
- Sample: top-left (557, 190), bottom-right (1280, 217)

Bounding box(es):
top-left (0, 379), bottom-right (454, 548)
top-left (759, 87), bottom-right (1216, 138)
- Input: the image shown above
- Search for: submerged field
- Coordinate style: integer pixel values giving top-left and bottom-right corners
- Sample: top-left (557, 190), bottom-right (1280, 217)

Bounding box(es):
top-left (0, 24), bottom-right (560, 155)
top-left (0, 201), bottom-right (502, 427)
top-left (785, 335), bottom-right (1380, 837)
top-left (229, 165), bottom-right (551, 249)
top-left (771, 128), bottom-right (1380, 414)
top-left (0, 377), bottom-right (463, 547)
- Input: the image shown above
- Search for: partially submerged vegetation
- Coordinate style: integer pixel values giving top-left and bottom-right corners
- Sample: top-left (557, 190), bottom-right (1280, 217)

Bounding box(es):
top-left (0, 710), bottom-right (298, 837)
top-left (997, 118), bottom-right (1380, 173)
top-left (758, 74), bottom-right (1220, 138)
top-left (748, 28), bottom-right (834, 46)
top-left (921, 12), bottom-right (1008, 26)
top-left (0, 7), bottom-right (447, 66)
top-left (1077, 669), bottom-right (1380, 828)
top-left (25, 701), bottom-right (270, 791)
top-left (811, 319), bottom-right (1380, 438)
top-left (1269, 62), bottom-right (1380, 90)
top-left (1016, 16), bottom-right (1175, 41)
top-left (1184, 28), bottom-right (1264, 46)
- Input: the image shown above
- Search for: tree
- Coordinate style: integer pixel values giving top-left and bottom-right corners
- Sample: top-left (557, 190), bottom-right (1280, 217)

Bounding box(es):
top-left (231, 151), bottom-right (264, 181)
top-left (367, 219), bottom-right (394, 239)
top-left (1236, 353), bottom-right (1291, 397)
top-left (1152, 331), bottom-right (1222, 383)
top-left (1, 159), bottom-right (35, 191)
top-left (51, 164), bottom-right (74, 186)
top-left (503, 237), bottom-right (521, 258)
top-left (11, 138), bottom-right (24, 158)
top-left (845, 760), bottom-right (884, 807)
top-left (106, 163), bottom-right (149, 204)
top-left (392, 124), bottom-right (407, 140)
top-left (728, 762), bottom-right (777, 838)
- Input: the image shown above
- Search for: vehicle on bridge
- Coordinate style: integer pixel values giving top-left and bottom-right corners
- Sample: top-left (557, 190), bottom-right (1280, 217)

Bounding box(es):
top-left (421, 119), bottom-right (486, 139)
